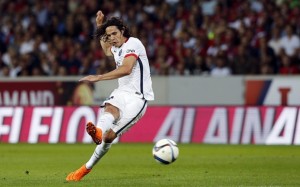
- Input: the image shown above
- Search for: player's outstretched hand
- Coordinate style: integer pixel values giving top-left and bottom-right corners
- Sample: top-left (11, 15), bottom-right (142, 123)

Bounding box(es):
top-left (79, 75), bottom-right (101, 82)
top-left (96, 10), bottom-right (104, 27)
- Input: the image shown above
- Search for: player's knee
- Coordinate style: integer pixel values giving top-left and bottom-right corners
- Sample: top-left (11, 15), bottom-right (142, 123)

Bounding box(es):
top-left (103, 129), bottom-right (117, 143)
top-left (104, 104), bottom-right (120, 120)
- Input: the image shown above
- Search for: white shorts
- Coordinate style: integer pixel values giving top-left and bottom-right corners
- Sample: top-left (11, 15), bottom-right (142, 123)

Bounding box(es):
top-left (102, 89), bottom-right (148, 136)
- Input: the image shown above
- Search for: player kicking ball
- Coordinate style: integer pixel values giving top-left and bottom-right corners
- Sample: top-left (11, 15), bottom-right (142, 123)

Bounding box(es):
top-left (66, 10), bottom-right (154, 181)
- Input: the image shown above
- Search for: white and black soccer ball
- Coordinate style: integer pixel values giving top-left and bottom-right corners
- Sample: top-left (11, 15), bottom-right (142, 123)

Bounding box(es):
top-left (152, 139), bottom-right (179, 164)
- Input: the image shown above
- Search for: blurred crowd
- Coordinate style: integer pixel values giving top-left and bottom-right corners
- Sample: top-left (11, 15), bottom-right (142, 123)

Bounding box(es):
top-left (1, 0), bottom-right (300, 77)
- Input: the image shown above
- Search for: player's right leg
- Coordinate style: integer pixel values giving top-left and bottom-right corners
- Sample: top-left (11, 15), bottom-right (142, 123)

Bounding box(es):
top-left (86, 108), bottom-right (117, 145)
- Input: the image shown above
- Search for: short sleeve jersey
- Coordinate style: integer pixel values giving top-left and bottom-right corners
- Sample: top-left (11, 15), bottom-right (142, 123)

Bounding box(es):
top-left (111, 37), bottom-right (154, 101)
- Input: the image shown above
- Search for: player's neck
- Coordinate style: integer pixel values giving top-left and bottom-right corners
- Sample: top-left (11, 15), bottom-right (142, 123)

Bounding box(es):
top-left (118, 37), bottom-right (129, 48)
top-left (124, 37), bottom-right (129, 43)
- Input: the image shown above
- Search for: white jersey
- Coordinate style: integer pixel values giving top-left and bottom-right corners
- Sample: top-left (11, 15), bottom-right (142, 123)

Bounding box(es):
top-left (111, 37), bottom-right (154, 101)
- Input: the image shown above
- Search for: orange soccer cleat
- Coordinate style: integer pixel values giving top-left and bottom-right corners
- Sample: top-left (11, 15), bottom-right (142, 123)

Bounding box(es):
top-left (66, 165), bottom-right (91, 181)
top-left (86, 122), bottom-right (103, 145)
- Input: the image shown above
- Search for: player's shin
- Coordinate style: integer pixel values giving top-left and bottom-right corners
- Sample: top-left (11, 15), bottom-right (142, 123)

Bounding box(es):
top-left (86, 112), bottom-right (115, 145)
top-left (85, 142), bottom-right (112, 169)
top-left (98, 112), bottom-right (115, 132)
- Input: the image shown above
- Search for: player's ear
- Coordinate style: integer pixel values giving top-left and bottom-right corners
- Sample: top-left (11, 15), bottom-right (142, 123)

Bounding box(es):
top-left (121, 26), bottom-right (126, 35)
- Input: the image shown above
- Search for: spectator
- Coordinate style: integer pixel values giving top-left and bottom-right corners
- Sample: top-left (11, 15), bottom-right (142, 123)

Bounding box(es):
top-left (268, 27), bottom-right (282, 56)
top-left (260, 63), bottom-right (274, 75)
top-left (206, 34), bottom-right (228, 57)
top-left (231, 44), bottom-right (259, 75)
top-left (0, 65), bottom-right (10, 77)
top-left (257, 36), bottom-right (278, 73)
top-left (9, 56), bottom-right (22, 77)
top-left (1, 46), bottom-right (17, 67)
top-left (210, 56), bottom-right (232, 77)
top-left (193, 56), bottom-right (209, 75)
top-left (57, 66), bottom-right (68, 76)
top-left (279, 54), bottom-right (300, 75)
top-left (279, 24), bottom-right (300, 58)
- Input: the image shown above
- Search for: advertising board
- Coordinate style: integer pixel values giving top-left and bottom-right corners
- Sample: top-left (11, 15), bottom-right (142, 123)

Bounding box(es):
top-left (1, 106), bottom-right (299, 145)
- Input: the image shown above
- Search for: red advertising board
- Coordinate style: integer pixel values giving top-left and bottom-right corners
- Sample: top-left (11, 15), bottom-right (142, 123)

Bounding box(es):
top-left (0, 82), bottom-right (94, 106)
top-left (1, 106), bottom-right (300, 145)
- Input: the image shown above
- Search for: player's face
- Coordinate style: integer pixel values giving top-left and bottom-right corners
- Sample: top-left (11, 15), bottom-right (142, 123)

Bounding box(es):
top-left (105, 26), bottom-right (124, 47)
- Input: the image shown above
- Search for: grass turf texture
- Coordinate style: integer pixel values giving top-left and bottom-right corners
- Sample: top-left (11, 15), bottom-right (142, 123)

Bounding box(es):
top-left (0, 144), bottom-right (300, 187)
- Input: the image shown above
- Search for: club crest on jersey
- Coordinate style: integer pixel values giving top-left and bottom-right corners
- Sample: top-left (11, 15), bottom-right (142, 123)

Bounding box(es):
top-left (118, 49), bottom-right (122, 56)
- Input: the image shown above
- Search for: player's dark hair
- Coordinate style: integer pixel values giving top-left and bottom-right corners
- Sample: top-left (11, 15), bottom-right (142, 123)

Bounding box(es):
top-left (95, 17), bottom-right (131, 41)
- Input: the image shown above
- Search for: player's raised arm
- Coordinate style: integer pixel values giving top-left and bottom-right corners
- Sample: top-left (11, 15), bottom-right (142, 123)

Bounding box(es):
top-left (95, 11), bottom-right (113, 56)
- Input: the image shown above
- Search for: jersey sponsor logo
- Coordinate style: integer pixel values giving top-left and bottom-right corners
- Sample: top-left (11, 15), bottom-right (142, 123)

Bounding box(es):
top-left (126, 49), bottom-right (135, 53)
top-left (118, 49), bottom-right (122, 56)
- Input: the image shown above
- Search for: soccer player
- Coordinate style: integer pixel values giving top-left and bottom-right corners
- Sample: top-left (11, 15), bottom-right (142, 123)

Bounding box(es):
top-left (66, 10), bottom-right (154, 181)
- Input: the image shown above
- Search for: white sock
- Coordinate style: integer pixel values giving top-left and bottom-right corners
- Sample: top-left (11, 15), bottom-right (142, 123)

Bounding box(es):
top-left (97, 112), bottom-right (115, 133)
top-left (85, 112), bottom-right (115, 169)
top-left (85, 142), bottom-right (112, 169)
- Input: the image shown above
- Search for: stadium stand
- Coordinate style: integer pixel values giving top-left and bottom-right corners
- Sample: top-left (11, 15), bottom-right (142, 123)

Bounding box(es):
top-left (0, 0), bottom-right (300, 77)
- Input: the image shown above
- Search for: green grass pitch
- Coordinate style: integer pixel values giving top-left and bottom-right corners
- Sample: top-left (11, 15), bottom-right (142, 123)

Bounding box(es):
top-left (0, 143), bottom-right (300, 187)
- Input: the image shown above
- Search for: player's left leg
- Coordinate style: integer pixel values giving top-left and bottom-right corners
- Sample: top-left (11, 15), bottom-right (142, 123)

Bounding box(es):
top-left (66, 105), bottom-right (118, 182)
top-left (66, 129), bottom-right (117, 181)
top-left (70, 98), bottom-right (147, 179)
top-left (65, 164), bottom-right (91, 181)
top-left (85, 129), bottom-right (117, 169)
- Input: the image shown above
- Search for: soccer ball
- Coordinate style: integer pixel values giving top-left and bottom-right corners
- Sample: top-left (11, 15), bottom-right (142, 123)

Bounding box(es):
top-left (152, 139), bottom-right (179, 164)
